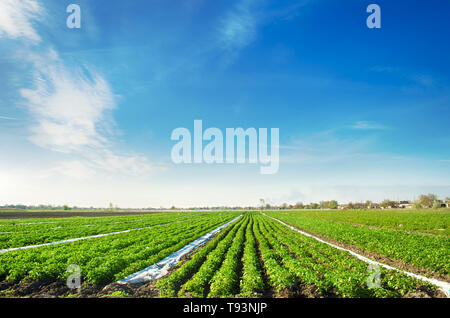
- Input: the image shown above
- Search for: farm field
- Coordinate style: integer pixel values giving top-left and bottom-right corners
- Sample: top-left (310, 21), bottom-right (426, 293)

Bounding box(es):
top-left (273, 209), bottom-right (450, 236)
top-left (265, 210), bottom-right (450, 279)
top-left (0, 210), bottom-right (448, 298)
top-left (0, 211), bottom-right (164, 219)
top-left (0, 212), bottom-right (211, 249)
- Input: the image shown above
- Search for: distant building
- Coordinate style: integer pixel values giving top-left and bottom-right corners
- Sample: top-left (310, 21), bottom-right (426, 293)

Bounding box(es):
top-left (398, 201), bottom-right (413, 209)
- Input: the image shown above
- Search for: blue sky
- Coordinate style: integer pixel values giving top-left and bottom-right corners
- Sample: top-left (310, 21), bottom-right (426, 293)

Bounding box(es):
top-left (0, 0), bottom-right (449, 207)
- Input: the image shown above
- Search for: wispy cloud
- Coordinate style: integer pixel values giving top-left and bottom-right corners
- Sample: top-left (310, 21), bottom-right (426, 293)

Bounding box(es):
top-left (281, 125), bottom-right (389, 165)
top-left (21, 49), bottom-right (115, 153)
top-left (349, 121), bottom-right (388, 130)
top-left (20, 49), bottom-right (153, 176)
top-left (219, 0), bottom-right (257, 51)
top-left (217, 0), bottom-right (259, 64)
top-left (281, 129), bottom-right (377, 164)
top-left (263, 0), bottom-right (310, 21)
top-left (0, 1), bottom-right (154, 178)
top-left (370, 65), bottom-right (437, 88)
top-left (0, 0), bottom-right (43, 43)
top-left (411, 74), bottom-right (435, 87)
top-left (0, 116), bottom-right (18, 120)
top-left (216, 0), bottom-right (310, 65)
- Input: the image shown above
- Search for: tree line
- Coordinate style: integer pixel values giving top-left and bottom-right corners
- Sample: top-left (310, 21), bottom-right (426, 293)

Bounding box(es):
top-left (1, 194), bottom-right (449, 211)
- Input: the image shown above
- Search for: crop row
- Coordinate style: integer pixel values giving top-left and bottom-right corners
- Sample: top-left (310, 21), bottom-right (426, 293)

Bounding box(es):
top-left (176, 216), bottom-right (249, 297)
top-left (0, 212), bottom-right (227, 249)
top-left (207, 215), bottom-right (248, 297)
top-left (0, 213), bottom-right (200, 227)
top-left (158, 213), bottom-right (261, 298)
top-left (0, 213), bottom-right (236, 285)
top-left (265, 211), bottom-right (450, 277)
top-left (155, 213), bottom-right (438, 298)
top-left (239, 217), bottom-right (264, 297)
top-left (274, 210), bottom-right (449, 236)
top-left (258, 215), bottom-right (431, 297)
top-left (156, 215), bottom-right (244, 297)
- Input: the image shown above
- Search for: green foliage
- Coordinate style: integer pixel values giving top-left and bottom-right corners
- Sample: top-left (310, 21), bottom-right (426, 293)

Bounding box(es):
top-left (156, 217), bottom-right (242, 297)
top-left (0, 213), bottom-right (238, 285)
top-left (177, 217), bottom-right (248, 297)
top-left (239, 217), bottom-right (264, 297)
top-left (0, 211), bottom-right (443, 298)
top-left (265, 210), bottom-right (449, 276)
top-left (0, 212), bottom-right (221, 249)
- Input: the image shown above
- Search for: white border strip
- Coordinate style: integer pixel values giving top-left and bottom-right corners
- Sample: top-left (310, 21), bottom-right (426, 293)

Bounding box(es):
top-left (0, 220), bottom-right (186, 254)
top-left (117, 215), bottom-right (243, 284)
top-left (262, 213), bottom-right (450, 298)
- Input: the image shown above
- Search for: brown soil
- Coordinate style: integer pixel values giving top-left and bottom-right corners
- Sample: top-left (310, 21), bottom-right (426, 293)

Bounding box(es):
top-left (0, 279), bottom-right (74, 298)
top-left (0, 277), bottom-right (444, 298)
top-left (271, 284), bottom-right (323, 298)
top-left (101, 281), bottom-right (161, 298)
top-left (403, 285), bottom-right (445, 298)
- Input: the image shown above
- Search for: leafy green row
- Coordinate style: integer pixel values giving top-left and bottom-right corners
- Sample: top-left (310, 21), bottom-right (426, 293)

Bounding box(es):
top-left (0, 212), bottom-right (223, 249)
top-left (258, 216), bottom-right (337, 294)
top-left (207, 216), bottom-right (249, 297)
top-left (260, 215), bottom-right (437, 297)
top-left (177, 216), bottom-right (248, 297)
top-left (0, 212), bottom-right (208, 228)
top-left (239, 216), bottom-right (264, 297)
top-left (261, 217), bottom-right (376, 296)
top-left (0, 214), bottom-right (235, 285)
top-left (265, 215), bottom-right (436, 296)
top-left (156, 216), bottom-right (242, 297)
top-left (272, 209), bottom-right (450, 236)
top-left (252, 216), bottom-right (296, 293)
top-left (265, 211), bottom-right (450, 276)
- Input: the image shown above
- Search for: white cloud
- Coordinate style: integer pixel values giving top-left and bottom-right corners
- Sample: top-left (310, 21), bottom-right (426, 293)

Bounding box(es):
top-left (20, 49), bottom-right (153, 177)
top-left (217, 0), bottom-right (258, 64)
top-left (0, 116), bottom-right (18, 120)
top-left (350, 121), bottom-right (387, 130)
top-left (50, 160), bottom-right (96, 180)
top-left (0, 0), bottom-right (155, 181)
top-left (220, 0), bottom-right (256, 51)
top-left (0, 0), bottom-right (43, 43)
top-left (282, 129), bottom-right (374, 161)
top-left (411, 75), bottom-right (434, 87)
top-left (21, 50), bottom-right (115, 153)
top-left (370, 66), bottom-right (437, 88)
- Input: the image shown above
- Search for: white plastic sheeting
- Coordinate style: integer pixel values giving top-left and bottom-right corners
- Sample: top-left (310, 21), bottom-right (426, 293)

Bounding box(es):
top-left (117, 215), bottom-right (243, 284)
top-left (0, 220), bottom-right (186, 254)
top-left (263, 213), bottom-right (450, 298)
